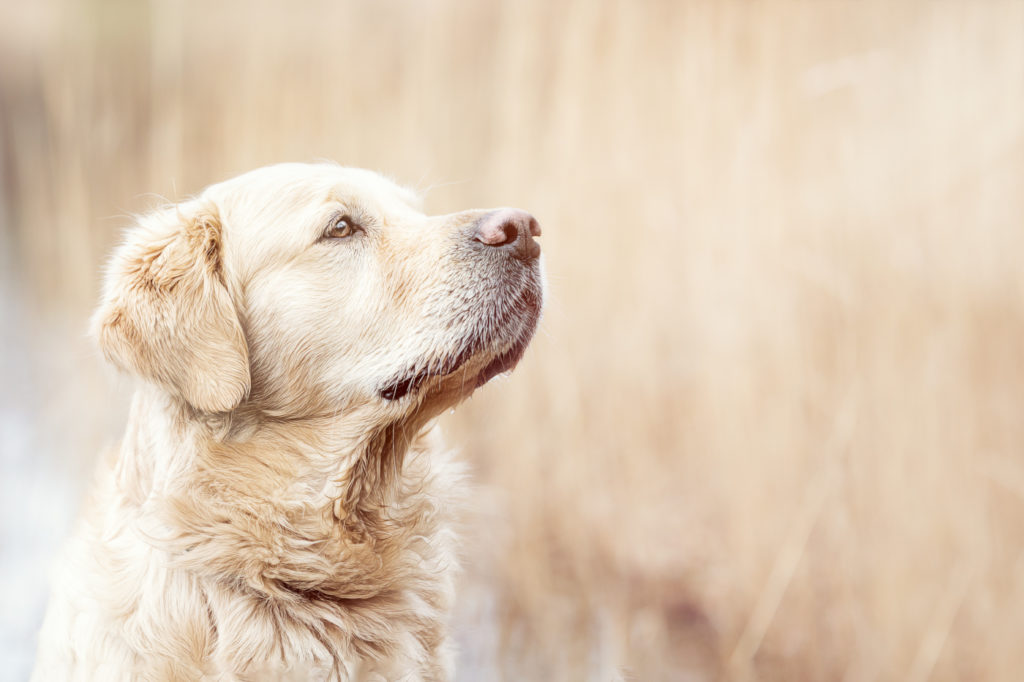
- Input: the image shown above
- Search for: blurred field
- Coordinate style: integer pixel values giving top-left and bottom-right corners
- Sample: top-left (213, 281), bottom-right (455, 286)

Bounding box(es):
top-left (2, 0), bottom-right (1024, 680)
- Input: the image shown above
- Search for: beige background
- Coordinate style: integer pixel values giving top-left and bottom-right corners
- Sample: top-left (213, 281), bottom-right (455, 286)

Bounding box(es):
top-left (2, 1), bottom-right (1024, 680)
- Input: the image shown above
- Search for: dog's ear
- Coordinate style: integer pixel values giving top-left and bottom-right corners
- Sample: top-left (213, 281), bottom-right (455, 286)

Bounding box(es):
top-left (92, 201), bottom-right (250, 413)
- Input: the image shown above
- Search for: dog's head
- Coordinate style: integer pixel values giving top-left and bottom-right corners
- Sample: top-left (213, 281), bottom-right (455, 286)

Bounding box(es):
top-left (93, 163), bottom-right (544, 419)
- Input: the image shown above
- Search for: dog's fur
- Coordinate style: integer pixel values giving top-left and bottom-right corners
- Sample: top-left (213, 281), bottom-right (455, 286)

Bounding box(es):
top-left (32, 163), bottom-right (543, 681)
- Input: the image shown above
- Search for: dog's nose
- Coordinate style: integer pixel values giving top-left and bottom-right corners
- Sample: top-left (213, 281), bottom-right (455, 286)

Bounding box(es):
top-left (473, 209), bottom-right (541, 261)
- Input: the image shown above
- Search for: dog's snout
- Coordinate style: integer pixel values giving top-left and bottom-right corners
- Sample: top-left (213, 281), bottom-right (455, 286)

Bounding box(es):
top-left (473, 209), bottom-right (541, 261)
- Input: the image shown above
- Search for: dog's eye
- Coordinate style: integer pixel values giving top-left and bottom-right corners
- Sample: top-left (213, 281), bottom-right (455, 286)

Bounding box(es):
top-left (323, 215), bottom-right (359, 240)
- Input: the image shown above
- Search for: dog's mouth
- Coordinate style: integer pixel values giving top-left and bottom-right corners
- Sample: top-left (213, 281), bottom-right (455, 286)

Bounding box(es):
top-left (378, 285), bottom-right (541, 402)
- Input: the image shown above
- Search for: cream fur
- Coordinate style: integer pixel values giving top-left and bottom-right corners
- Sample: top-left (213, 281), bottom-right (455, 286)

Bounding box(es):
top-left (32, 163), bottom-right (544, 681)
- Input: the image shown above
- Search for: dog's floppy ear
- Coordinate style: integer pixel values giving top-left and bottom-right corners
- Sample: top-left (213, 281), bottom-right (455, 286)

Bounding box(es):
top-left (92, 201), bottom-right (250, 413)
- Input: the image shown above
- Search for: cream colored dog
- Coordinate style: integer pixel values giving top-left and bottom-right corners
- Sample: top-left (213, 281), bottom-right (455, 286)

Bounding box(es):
top-left (32, 163), bottom-right (543, 681)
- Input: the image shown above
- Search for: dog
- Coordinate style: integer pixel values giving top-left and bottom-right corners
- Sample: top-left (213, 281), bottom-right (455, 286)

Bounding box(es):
top-left (31, 163), bottom-right (544, 681)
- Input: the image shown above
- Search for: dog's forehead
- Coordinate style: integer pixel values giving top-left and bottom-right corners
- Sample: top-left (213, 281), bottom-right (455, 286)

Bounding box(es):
top-left (206, 163), bottom-right (421, 221)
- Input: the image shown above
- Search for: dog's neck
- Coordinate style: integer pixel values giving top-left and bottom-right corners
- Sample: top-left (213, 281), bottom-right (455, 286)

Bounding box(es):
top-left (115, 384), bottom-right (437, 600)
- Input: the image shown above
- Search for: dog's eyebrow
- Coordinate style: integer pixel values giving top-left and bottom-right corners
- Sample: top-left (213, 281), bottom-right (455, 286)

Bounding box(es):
top-left (323, 190), bottom-right (350, 209)
top-left (320, 194), bottom-right (374, 225)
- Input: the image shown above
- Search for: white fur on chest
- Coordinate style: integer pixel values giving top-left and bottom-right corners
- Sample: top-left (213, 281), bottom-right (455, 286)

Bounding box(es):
top-left (33, 425), bottom-right (463, 682)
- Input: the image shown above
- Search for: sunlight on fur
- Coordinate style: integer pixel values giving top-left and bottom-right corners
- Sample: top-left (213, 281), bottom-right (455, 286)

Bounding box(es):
top-left (31, 164), bottom-right (544, 681)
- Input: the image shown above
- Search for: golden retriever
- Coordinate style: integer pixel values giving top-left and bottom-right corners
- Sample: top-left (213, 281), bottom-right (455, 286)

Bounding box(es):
top-left (31, 163), bottom-right (544, 681)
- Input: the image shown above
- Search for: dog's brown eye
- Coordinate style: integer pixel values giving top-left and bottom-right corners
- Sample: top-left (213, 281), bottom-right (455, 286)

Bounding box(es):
top-left (324, 215), bottom-right (358, 240)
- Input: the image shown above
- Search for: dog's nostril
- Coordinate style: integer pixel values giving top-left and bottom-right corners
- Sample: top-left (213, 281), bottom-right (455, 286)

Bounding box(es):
top-left (493, 223), bottom-right (518, 247)
top-left (473, 209), bottom-right (540, 261)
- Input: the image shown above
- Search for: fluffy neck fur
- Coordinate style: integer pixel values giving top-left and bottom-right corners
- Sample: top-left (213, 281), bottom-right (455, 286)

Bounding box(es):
top-left (114, 386), bottom-right (439, 602)
top-left (95, 386), bottom-right (460, 678)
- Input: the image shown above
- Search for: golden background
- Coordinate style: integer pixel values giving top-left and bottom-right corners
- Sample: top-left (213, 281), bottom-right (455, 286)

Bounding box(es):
top-left (2, 1), bottom-right (1023, 680)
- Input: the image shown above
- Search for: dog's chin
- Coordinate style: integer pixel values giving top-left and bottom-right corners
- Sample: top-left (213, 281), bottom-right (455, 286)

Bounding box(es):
top-left (470, 325), bottom-right (535, 389)
top-left (378, 308), bottom-right (540, 404)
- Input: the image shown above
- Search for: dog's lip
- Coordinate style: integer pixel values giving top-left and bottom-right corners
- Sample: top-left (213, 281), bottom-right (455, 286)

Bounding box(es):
top-left (378, 345), bottom-right (476, 401)
top-left (377, 334), bottom-right (524, 401)
top-left (471, 327), bottom-right (534, 389)
top-left (378, 299), bottom-right (540, 401)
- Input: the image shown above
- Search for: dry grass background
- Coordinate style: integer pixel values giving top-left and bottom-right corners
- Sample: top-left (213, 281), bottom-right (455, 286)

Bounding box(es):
top-left (2, 0), bottom-right (1024, 680)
